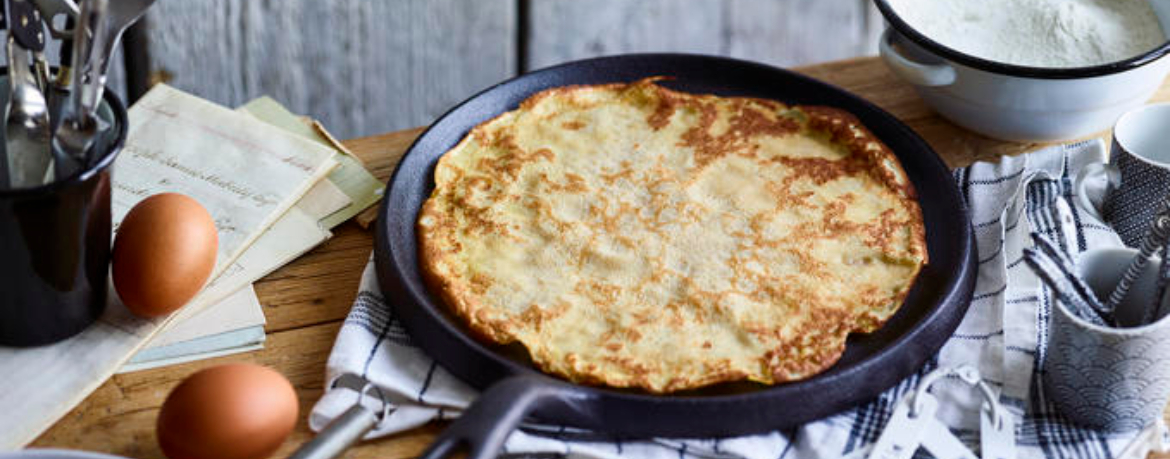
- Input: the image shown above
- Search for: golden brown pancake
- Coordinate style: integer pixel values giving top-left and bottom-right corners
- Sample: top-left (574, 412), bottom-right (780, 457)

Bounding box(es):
top-left (418, 78), bottom-right (926, 393)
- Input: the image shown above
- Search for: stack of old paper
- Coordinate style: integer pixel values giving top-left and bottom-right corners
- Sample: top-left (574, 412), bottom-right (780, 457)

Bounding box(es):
top-left (120, 96), bottom-right (383, 372)
top-left (0, 84), bottom-right (382, 448)
top-left (122, 285), bottom-right (267, 371)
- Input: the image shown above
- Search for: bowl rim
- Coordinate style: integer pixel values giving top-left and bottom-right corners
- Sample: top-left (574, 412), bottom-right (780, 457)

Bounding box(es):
top-left (873, 0), bottom-right (1170, 80)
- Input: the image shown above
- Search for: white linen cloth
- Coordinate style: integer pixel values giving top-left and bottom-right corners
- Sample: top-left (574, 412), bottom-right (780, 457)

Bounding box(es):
top-left (310, 140), bottom-right (1149, 458)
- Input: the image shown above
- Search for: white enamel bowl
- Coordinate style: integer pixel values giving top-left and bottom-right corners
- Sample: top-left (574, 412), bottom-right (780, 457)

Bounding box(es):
top-left (873, 0), bottom-right (1170, 142)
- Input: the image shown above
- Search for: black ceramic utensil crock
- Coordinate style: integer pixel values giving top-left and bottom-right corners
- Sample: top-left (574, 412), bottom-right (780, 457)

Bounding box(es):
top-left (0, 70), bottom-right (127, 347)
top-left (374, 54), bottom-right (976, 459)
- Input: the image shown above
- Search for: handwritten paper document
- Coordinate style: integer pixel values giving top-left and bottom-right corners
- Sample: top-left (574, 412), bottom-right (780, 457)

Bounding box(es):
top-left (240, 96), bottom-right (383, 229)
top-left (0, 84), bottom-right (339, 448)
top-left (128, 100), bottom-right (362, 365)
top-left (114, 85), bottom-right (338, 275)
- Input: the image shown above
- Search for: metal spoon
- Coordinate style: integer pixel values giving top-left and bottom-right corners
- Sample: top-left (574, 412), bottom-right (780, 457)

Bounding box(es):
top-left (3, 0), bottom-right (53, 188)
top-left (5, 37), bottom-right (52, 187)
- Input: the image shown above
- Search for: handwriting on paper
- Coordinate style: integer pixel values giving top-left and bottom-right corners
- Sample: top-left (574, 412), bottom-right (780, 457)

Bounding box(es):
top-left (112, 84), bottom-right (338, 275)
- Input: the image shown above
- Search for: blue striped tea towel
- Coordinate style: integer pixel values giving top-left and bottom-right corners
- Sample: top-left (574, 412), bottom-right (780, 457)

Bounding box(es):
top-left (310, 139), bottom-right (1149, 458)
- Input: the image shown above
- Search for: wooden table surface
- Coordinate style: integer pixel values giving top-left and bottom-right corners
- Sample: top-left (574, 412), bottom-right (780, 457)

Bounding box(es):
top-left (30, 56), bottom-right (1170, 458)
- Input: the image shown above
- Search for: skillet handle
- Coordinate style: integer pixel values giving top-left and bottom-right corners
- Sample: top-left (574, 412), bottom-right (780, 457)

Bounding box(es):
top-left (421, 375), bottom-right (585, 459)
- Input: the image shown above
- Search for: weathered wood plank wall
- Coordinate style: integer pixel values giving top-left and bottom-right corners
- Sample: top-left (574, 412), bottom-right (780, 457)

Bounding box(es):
top-left (141, 0), bottom-right (882, 138)
top-left (143, 0), bottom-right (516, 137)
top-left (526, 1), bottom-right (726, 69)
top-left (527, 0), bottom-right (882, 69)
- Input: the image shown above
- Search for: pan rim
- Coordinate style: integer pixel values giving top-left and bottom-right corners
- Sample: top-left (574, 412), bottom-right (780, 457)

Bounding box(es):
top-left (375, 53), bottom-right (975, 428)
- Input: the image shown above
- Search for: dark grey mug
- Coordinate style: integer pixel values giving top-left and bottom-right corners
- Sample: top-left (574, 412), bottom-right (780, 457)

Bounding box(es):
top-left (0, 75), bottom-right (128, 347)
top-left (1046, 247), bottom-right (1170, 432)
top-left (1076, 103), bottom-right (1170, 247)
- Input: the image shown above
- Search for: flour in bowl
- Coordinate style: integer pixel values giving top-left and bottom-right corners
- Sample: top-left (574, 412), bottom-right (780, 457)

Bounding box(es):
top-left (887, 0), bottom-right (1167, 68)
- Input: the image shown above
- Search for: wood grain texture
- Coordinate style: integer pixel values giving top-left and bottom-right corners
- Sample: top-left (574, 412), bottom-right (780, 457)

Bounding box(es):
top-left (31, 56), bottom-right (1170, 459)
top-left (141, 0), bottom-right (246, 105)
top-left (526, 0), bottom-right (883, 70)
top-left (142, 0), bottom-right (515, 138)
top-left (725, 0), bottom-right (873, 66)
top-left (130, 1), bottom-right (890, 136)
top-left (525, 0), bottom-right (725, 70)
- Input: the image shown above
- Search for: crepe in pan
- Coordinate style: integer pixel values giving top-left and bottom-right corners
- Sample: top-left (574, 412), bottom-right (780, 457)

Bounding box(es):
top-left (417, 78), bottom-right (927, 393)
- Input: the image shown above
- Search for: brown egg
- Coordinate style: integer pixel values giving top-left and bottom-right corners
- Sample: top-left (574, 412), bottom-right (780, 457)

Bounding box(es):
top-left (112, 193), bottom-right (217, 317)
top-left (157, 364), bottom-right (299, 459)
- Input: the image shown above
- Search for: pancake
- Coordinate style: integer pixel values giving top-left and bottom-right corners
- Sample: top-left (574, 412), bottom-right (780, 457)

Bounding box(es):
top-left (417, 78), bottom-right (927, 393)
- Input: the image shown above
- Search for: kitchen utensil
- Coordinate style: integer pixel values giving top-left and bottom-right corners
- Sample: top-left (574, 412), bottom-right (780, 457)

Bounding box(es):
top-left (1075, 103), bottom-right (1170, 247)
top-left (0, 67), bottom-right (127, 346)
top-left (289, 374), bottom-right (389, 459)
top-left (873, 0), bottom-right (1170, 141)
top-left (4, 38), bottom-right (52, 187)
top-left (52, 0), bottom-right (105, 177)
top-left (32, 48), bottom-right (50, 94)
top-left (84, 0), bottom-right (154, 109)
top-left (374, 54), bottom-right (976, 459)
top-left (55, 0), bottom-right (153, 173)
top-left (53, 16), bottom-right (73, 90)
top-left (1105, 210), bottom-right (1170, 315)
top-left (5, 0), bottom-right (51, 93)
top-left (30, 0), bottom-right (77, 39)
top-left (3, 0), bottom-right (53, 188)
top-left (1046, 246), bottom-right (1170, 431)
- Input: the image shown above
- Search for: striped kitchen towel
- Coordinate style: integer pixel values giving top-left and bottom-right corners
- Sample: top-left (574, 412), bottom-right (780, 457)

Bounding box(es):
top-left (310, 139), bottom-right (1150, 458)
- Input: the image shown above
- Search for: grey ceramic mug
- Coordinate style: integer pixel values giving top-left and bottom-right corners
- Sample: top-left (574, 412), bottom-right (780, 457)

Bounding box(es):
top-left (1044, 247), bottom-right (1170, 432)
top-left (1077, 103), bottom-right (1170, 247)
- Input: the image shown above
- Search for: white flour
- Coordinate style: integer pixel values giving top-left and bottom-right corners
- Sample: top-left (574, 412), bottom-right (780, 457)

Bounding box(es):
top-left (888, 0), bottom-right (1167, 68)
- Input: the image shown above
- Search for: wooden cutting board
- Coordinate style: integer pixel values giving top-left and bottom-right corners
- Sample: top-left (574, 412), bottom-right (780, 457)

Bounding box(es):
top-left (28, 56), bottom-right (1170, 459)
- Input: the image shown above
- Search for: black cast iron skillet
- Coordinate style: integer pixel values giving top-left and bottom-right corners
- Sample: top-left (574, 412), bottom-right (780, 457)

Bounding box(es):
top-left (374, 53), bottom-right (976, 459)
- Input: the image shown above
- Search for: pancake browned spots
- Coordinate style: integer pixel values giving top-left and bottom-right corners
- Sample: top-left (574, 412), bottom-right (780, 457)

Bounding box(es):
top-left (417, 78), bottom-right (927, 393)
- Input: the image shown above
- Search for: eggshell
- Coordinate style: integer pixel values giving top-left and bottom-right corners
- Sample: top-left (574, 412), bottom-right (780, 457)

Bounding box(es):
top-left (112, 193), bottom-right (217, 317)
top-left (157, 364), bottom-right (299, 459)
